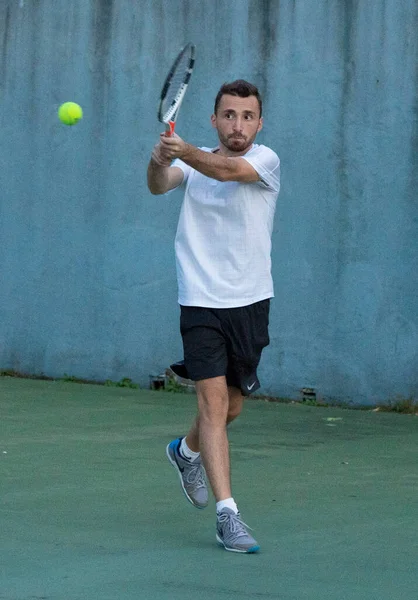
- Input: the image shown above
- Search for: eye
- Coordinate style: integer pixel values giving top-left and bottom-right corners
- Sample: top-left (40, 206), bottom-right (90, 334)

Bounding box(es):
top-left (225, 113), bottom-right (234, 119)
top-left (244, 114), bottom-right (254, 120)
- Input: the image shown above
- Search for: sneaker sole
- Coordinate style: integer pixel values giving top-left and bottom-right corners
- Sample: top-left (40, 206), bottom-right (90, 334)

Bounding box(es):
top-left (216, 534), bottom-right (260, 553)
top-left (166, 444), bottom-right (208, 510)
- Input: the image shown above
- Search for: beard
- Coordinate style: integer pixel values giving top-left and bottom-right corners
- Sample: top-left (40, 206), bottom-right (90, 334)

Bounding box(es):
top-left (218, 131), bottom-right (257, 154)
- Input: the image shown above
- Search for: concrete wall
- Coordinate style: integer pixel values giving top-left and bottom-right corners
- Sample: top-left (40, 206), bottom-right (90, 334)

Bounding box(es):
top-left (0, 0), bottom-right (417, 404)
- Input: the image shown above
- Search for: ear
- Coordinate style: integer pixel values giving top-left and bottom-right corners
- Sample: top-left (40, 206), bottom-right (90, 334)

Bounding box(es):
top-left (257, 117), bottom-right (263, 133)
top-left (211, 114), bottom-right (217, 129)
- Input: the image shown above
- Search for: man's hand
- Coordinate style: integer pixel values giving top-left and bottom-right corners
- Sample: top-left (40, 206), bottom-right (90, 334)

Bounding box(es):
top-left (159, 132), bottom-right (189, 161)
top-left (147, 136), bottom-right (185, 194)
top-left (151, 141), bottom-right (172, 167)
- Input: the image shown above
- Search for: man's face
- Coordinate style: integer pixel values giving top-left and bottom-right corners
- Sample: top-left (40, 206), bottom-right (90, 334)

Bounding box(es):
top-left (211, 94), bottom-right (263, 156)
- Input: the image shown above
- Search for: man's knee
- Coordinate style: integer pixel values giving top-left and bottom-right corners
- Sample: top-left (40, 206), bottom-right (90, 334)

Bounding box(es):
top-left (196, 376), bottom-right (229, 422)
top-left (227, 387), bottom-right (243, 423)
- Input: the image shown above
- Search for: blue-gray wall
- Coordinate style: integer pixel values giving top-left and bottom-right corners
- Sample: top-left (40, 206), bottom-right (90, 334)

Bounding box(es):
top-left (0, 0), bottom-right (417, 404)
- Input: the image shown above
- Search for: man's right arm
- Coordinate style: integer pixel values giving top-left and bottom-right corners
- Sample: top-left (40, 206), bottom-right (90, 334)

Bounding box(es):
top-left (147, 143), bottom-right (184, 195)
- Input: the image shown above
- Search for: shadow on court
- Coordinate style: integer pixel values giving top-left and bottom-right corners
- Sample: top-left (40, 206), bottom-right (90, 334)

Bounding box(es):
top-left (1, 378), bottom-right (417, 600)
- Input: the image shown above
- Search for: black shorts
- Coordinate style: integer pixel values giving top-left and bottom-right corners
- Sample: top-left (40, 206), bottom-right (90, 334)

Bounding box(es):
top-left (178, 299), bottom-right (270, 396)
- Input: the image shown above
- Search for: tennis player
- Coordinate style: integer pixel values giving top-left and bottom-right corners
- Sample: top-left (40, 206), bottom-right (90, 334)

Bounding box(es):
top-left (147, 80), bottom-right (280, 553)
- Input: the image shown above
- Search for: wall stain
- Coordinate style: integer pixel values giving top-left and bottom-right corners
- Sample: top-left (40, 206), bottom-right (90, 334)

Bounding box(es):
top-left (90, 0), bottom-right (114, 78)
top-left (89, 0), bottom-right (114, 135)
top-left (335, 0), bottom-right (357, 275)
top-left (0, 4), bottom-right (10, 87)
top-left (408, 3), bottom-right (418, 209)
top-left (249, 0), bottom-right (279, 101)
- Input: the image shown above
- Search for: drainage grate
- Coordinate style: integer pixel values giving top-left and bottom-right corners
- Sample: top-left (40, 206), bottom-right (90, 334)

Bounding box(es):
top-left (149, 374), bottom-right (165, 390)
top-left (301, 387), bottom-right (317, 402)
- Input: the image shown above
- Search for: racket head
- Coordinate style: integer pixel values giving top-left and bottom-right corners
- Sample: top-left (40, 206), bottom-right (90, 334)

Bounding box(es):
top-left (158, 43), bottom-right (195, 135)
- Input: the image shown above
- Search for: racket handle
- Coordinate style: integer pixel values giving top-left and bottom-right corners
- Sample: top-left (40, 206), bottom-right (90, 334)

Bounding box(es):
top-left (166, 121), bottom-right (175, 137)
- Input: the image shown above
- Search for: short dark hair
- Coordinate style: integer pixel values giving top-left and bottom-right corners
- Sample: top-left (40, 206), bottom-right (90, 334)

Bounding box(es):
top-left (214, 80), bottom-right (262, 117)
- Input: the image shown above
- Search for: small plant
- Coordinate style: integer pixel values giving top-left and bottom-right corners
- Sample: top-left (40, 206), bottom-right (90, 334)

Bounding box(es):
top-left (1, 369), bottom-right (53, 381)
top-left (302, 398), bottom-right (325, 407)
top-left (377, 396), bottom-right (418, 414)
top-left (1, 369), bottom-right (19, 377)
top-left (117, 378), bottom-right (139, 389)
top-left (164, 376), bottom-right (188, 393)
top-left (105, 378), bottom-right (139, 389)
top-left (62, 373), bottom-right (79, 383)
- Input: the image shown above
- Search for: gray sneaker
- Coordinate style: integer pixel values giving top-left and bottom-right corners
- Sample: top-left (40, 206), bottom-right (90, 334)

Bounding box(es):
top-left (216, 508), bottom-right (260, 553)
top-left (166, 437), bottom-right (208, 509)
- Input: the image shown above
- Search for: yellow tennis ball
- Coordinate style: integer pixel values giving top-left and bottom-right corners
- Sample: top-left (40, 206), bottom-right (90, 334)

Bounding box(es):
top-left (58, 102), bottom-right (83, 125)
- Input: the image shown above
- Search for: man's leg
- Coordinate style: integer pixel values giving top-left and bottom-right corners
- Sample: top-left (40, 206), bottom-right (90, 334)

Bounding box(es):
top-left (191, 377), bottom-right (259, 553)
top-left (166, 383), bottom-right (242, 509)
top-left (226, 385), bottom-right (244, 424)
top-left (184, 385), bottom-right (243, 453)
top-left (168, 378), bottom-right (259, 552)
top-left (193, 376), bottom-right (230, 501)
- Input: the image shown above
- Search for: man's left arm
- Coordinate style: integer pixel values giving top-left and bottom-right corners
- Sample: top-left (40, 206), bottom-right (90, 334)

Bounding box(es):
top-left (159, 133), bottom-right (259, 183)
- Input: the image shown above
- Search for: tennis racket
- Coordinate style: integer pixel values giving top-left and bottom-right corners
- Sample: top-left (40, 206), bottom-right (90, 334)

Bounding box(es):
top-left (158, 43), bottom-right (195, 137)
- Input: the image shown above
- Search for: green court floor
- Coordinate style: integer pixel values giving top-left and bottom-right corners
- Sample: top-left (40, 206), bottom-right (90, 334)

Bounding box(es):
top-left (1, 377), bottom-right (417, 600)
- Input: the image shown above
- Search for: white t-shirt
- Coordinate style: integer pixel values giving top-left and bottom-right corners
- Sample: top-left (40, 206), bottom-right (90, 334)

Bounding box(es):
top-left (171, 144), bottom-right (280, 308)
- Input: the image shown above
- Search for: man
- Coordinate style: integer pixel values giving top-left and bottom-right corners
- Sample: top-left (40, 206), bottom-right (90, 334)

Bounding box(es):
top-left (147, 80), bottom-right (280, 553)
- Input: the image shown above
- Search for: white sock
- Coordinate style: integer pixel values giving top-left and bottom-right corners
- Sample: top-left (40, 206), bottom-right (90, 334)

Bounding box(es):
top-left (179, 437), bottom-right (200, 462)
top-left (216, 498), bottom-right (238, 514)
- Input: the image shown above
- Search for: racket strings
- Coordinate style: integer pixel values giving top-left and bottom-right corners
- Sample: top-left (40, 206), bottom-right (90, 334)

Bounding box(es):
top-left (160, 51), bottom-right (193, 121)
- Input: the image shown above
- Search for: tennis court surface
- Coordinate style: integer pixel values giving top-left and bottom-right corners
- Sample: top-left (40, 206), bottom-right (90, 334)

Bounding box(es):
top-left (1, 377), bottom-right (417, 600)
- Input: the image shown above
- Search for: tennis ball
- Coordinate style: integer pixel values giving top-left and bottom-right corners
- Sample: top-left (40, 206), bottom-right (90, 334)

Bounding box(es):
top-left (58, 102), bottom-right (83, 125)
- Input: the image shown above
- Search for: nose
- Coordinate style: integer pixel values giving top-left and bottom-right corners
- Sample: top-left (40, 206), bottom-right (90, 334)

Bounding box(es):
top-left (232, 117), bottom-right (243, 132)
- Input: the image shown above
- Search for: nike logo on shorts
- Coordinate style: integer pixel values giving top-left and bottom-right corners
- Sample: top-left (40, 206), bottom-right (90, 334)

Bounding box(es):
top-left (247, 381), bottom-right (256, 391)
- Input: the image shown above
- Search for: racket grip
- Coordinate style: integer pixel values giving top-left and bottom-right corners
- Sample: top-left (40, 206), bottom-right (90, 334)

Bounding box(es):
top-left (166, 121), bottom-right (175, 137)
